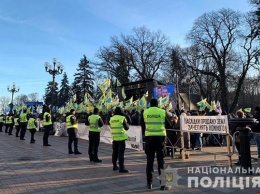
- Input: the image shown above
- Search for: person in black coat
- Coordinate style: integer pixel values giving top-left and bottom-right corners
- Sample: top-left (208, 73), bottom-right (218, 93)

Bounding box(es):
top-left (252, 107), bottom-right (260, 158)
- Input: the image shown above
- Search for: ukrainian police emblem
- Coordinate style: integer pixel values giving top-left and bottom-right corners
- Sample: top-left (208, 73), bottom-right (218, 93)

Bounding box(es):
top-left (165, 171), bottom-right (173, 182)
top-left (158, 165), bottom-right (181, 188)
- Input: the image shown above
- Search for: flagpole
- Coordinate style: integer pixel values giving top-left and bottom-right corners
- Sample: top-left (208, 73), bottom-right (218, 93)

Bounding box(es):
top-left (176, 74), bottom-right (181, 111)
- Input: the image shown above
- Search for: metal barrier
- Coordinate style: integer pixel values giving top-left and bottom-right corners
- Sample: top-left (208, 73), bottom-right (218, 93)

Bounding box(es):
top-left (232, 131), bottom-right (260, 167)
top-left (165, 128), bottom-right (188, 159)
top-left (165, 128), bottom-right (234, 167)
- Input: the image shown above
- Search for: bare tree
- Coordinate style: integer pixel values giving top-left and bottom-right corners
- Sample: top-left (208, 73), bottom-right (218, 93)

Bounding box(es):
top-left (186, 9), bottom-right (260, 112)
top-left (0, 96), bottom-right (10, 113)
top-left (14, 94), bottom-right (29, 105)
top-left (28, 93), bottom-right (39, 102)
top-left (97, 39), bottom-right (131, 84)
top-left (97, 26), bottom-right (170, 82)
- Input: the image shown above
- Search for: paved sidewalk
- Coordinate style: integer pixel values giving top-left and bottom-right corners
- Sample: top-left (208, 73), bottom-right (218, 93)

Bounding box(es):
top-left (0, 130), bottom-right (260, 194)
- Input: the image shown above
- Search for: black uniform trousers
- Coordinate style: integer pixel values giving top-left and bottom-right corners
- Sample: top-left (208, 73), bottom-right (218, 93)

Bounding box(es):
top-left (67, 128), bottom-right (79, 152)
top-left (0, 122), bottom-right (3, 132)
top-left (88, 131), bottom-right (100, 160)
top-left (145, 136), bottom-right (166, 185)
top-left (15, 125), bottom-right (21, 137)
top-left (112, 140), bottom-right (126, 169)
top-left (20, 123), bottom-right (27, 140)
top-left (29, 128), bottom-right (36, 143)
top-left (5, 124), bottom-right (10, 133)
top-left (8, 124), bottom-right (14, 135)
top-left (43, 124), bottom-right (52, 145)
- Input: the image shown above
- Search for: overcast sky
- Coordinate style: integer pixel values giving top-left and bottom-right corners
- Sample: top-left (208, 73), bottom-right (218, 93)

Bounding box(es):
top-left (0, 0), bottom-right (253, 99)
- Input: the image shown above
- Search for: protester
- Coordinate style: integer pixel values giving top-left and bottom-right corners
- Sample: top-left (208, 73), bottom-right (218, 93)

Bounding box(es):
top-left (109, 107), bottom-right (129, 173)
top-left (230, 109), bottom-right (245, 165)
top-left (195, 110), bottom-right (206, 150)
top-left (252, 107), bottom-right (260, 158)
top-left (190, 111), bottom-right (199, 150)
top-left (165, 111), bottom-right (178, 157)
top-left (206, 110), bottom-right (221, 146)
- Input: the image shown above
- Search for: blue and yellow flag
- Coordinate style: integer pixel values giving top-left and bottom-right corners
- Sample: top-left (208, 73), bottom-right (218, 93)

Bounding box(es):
top-left (73, 94), bottom-right (77, 102)
top-left (98, 79), bottom-right (111, 94)
top-left (121, 87), bottom-right (126, 99)
top-left (244, 108), bottom-right (251, 113)
top-left (209, 100), bottom-right (216, 112)
top-left (166, 102), bottom-right (173, 112)
top-left (116, 79), bottom-right (121, 87)
top-left (159, 95), bottom-right (169, 108)
top-left (125, 96), bottom-right (133, 106)
top-left (84, 92), bottom-right (92, 105)
top-left (137, 96), bottom-right (147, 110)
top-left (197, 98), bottom-right (208, 111)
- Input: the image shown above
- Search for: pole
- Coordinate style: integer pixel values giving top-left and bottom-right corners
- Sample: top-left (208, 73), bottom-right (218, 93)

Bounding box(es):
top-left (11, 92), bottom-right (14, 113)
top-left (188, 84), bottom-right (191, 111)
top-left (44, 58), bottom-right (63, 113)
top-left (51, 73), bottom-right (55, 113)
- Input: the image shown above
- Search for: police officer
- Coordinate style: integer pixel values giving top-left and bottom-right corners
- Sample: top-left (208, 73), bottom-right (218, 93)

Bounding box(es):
top-left (19, 109), bottom-right (28, 140)
top-left (109, 107), bottom-right (129, 173)
top-left (141, 98), bottom-right (173, 190)
top-left (14, 114), bottom-right (20, 137)
top-left (43, 107), bottom-right (52, 146)
top-left (5, 112), bottom-right (14, 135)
top-left (66, 109), bottom-right (81, 154)
top-left (28, 114), bottom-right (37, 143)
top-left (0, 114), bottom-right (4, 132)
top-left (86, 107), bottom-right (104, 162)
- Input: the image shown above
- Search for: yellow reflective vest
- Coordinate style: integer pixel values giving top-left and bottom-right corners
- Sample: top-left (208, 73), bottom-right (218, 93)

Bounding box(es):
top-left (43, 112), bottom-right (52, 126)
top-left (19, 113), bottom-right (28, 123)
top-left (143, 107), bottom-right (166, 136)
top-left (110, 115), bottom-right (128, 141)
top-left (14, 118), bottom-right (20, 126)
top-left (6, 116), bottom-right (13, 124)
top-left (28, 118), bottom-right (37, 129)
top-left (88, 114), bottom-right (102, 132)
top-left (0, 116), bottom-right (4, 123)
top-left (66, 115), bottom-right (78, 129)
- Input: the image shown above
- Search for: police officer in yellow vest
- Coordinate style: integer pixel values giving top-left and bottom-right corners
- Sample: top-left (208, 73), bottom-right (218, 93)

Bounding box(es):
top-left (109, 107), bottom-right (129, 173)
top-left (28, 114), bottom-right (37, 143)
top-left (5, 112), bottom-right (14, 135)
top-left (43, 107), bottom-right (52, 146)
top-left (14, 115), bottom-right (20, 137)
top-left (19, 109), bottom-right (28, 140)
top-left (141, 98), bottom-right (173, 190)
top-left (66, 109), bottom-right (81, 154)
top-left (0, 114), bottom-right (4, 132)
top-left (86, 107), bottom-right (104, 162)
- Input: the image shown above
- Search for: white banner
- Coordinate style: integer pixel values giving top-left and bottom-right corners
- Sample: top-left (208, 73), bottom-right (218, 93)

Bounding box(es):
top-left (180, 115), bottom-right (229, 134)
top-left (53, 123), bottom-right (143, 151)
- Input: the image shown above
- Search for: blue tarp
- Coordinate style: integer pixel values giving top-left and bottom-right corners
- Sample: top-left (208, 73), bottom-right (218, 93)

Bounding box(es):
top-left (24, 102), bottom-right (43, 106)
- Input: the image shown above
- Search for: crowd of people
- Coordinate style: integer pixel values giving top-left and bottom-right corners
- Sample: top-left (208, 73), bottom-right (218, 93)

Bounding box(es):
top-left (1, 100), bottom-right (260, 191)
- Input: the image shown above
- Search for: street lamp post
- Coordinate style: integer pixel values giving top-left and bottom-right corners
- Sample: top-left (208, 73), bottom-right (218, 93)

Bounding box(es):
top-left (44, 58), bottom-right (63, 112)
top-left (7, 83), bottom-right (20, 113)
top-left (182, 76), bottom-right (195, 111)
